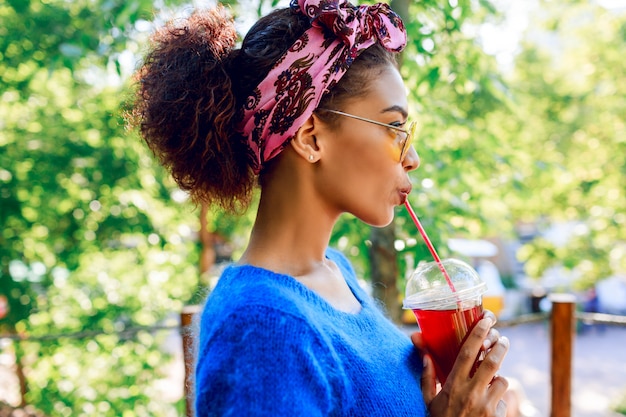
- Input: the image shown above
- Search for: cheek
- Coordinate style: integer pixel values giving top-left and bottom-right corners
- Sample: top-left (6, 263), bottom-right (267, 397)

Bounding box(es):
top-left (352, 146), bottom-right (398, 196)
top-left (360, 140), bottom-right (399, 170)
top-left (386, 141), bottom-right (401, 162)
top-left (342, 131), bottom-right (398, 165)
top-left (326, 126), bottom-right (398, 183)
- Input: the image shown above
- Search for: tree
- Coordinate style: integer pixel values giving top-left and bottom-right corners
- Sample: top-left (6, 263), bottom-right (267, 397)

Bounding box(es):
top-left (0, 0), bottom-right (551, 413)
top-left (0, 0), bottom-right (202, 415)
top-left (501, 1), bottom-right (626, 289)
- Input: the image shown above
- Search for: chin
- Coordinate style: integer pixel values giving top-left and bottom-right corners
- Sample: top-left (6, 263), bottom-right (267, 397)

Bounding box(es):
top-left (360, 210), bottom-right (395, 228)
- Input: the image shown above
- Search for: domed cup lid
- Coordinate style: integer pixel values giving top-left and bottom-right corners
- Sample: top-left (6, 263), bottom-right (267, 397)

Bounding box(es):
top-left (403, 258), bottom-right (487, 310)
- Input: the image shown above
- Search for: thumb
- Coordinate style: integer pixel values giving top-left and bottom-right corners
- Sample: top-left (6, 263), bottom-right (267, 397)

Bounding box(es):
top-left (410, 331), bottom-right (426, 351)
top-left (421, 354), bottom-right (437, 405)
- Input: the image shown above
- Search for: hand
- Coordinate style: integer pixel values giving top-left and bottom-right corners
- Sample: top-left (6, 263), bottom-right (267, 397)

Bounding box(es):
top-left (411, 310), bottom-right (509, 417)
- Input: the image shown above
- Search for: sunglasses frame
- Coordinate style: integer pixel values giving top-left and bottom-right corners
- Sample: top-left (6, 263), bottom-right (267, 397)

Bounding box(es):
top-left (319, 108), bottom-right (415, 162)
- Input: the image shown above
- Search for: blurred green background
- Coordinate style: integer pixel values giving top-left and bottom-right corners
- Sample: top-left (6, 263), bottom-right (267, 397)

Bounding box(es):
top-left (1, 0), bottom-right (625, 415)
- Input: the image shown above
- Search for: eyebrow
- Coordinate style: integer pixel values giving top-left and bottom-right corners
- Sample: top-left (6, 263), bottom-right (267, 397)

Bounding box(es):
top-left (380, 105), bottom-right (408, 119)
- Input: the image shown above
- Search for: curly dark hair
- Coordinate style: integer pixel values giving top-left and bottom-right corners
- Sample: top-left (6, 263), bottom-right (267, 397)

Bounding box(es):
top-left (130, 5), bottom-right (398, 212)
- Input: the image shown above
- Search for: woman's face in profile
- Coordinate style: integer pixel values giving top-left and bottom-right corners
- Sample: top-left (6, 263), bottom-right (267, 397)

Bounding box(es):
top-left (311, 64), bottom-right (420, 227)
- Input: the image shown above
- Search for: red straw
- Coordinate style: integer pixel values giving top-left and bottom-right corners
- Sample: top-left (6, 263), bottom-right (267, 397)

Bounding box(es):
top-left (404, 200), bottom-right (457, 293)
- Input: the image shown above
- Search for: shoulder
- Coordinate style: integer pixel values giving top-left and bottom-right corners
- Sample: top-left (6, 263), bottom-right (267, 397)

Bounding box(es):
top-left (198, 263), bottom-right (332, 345)
top-left (203, 263), bottom-right (312, 318)
top-left (195, 272), bottom-right (350, 415)
top-left (196, 265), bottom-right (334, 381)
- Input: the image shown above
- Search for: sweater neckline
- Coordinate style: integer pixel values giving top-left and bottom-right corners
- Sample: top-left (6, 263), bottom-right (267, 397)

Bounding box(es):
top-left (228, 258), bottom-right (368, 319)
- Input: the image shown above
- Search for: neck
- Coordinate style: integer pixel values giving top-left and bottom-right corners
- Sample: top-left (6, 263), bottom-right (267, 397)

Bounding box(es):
top-left (239, 155), bottom-right (340, 276)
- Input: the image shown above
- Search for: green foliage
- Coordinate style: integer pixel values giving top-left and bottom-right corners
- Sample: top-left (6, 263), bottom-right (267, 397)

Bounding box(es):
top-left (1, 0), bottom-right (197, 414)
top-left (503, 2), bottom-right (626, 285)
top-left (1, 0), bottom-right (513, 410)
top-left (21, 333), bottom-right (181, 417)
top-left (615, 393), bottom-right (626, 416)
top-left (4, 0), bottom-right (625, 413)
top-left (395, 0), bottom-right (514, 267)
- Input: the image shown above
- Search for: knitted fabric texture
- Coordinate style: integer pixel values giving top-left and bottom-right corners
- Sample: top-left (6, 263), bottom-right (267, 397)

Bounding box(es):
top-left (195, 248), bottom-right (427, 416)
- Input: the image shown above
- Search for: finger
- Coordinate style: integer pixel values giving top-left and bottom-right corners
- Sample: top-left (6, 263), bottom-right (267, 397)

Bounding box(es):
top-left (420, 354), bottom-right (438, 405)
top-left (474, 336), bottom-right (509, 385)
top-left (496, 399), bottom-right (507, 417)
top-left (449, 315), bottom-right (494, 379)
top-left (483, 309), bottom-right (497, 327)
top-left (410, 331), bottom-right (426, 351)
top-left (411, 330), bottom-right (437, 401)
top-left (488, 375), bottom-right (510, 399)
top-left (480, 310), bottom-right (498, 351)
top-left (482, 327), bottom-right (501, 351)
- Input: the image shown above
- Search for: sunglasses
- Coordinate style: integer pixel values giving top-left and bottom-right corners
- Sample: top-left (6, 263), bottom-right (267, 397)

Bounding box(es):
top-left (319, 108), bottom-right (416, 163)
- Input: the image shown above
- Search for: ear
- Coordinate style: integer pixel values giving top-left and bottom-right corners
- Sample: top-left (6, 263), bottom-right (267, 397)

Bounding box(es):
top-left (290, 113), bottom-right (322, 163)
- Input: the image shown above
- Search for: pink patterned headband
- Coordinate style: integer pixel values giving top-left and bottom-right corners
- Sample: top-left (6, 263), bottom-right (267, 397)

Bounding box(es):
top-left (239, 0), bottom-right (407, 174)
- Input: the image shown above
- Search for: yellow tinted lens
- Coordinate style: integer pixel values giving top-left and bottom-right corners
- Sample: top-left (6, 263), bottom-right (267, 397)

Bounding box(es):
top-left (400, 122), bottom-right (416, 162)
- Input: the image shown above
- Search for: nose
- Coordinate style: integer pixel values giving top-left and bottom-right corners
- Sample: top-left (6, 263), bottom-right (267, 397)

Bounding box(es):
top-left (402, 145), bottom-right (420, 172)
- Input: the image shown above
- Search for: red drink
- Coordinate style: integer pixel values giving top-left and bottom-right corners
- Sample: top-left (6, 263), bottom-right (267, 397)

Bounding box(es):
top-left (404, 259), bottom-right (487, 384)
top-left (413, 303), bottom-right (483, 384)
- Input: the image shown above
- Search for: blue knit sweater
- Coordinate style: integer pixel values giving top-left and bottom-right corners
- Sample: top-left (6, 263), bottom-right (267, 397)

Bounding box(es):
top-left (195, 248), bottom-right (427, 416)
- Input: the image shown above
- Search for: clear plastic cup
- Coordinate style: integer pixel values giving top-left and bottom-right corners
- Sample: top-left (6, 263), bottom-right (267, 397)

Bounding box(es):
top-left (403, 258), bottom-right (487, 384)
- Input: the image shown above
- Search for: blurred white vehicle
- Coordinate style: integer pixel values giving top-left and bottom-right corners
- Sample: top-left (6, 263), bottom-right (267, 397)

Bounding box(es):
top-left (596, 275), bottom-right (626, 314)
top-left (448, 239), bottom-right (506, 317)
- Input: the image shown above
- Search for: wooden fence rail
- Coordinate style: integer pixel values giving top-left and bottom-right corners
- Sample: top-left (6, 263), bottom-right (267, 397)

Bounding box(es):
top-left (180, 297), bottom-right (626, 417)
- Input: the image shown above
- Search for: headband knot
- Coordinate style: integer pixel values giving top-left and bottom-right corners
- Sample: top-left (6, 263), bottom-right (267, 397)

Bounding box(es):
top-left (297, 0), bottom-right (406, 55)
top-left (240, 0), bottom-right (406, 173)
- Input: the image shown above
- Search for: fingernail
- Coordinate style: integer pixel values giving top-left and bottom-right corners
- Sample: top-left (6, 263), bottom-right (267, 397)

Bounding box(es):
top-left (499, 336), bottom-right (509, 348)
top-left (483, 339), bottom-right (492, 350)
top-left (423, 355), bottom-right (429, 368)
top-left (479, 317), bottom-right (493, 330)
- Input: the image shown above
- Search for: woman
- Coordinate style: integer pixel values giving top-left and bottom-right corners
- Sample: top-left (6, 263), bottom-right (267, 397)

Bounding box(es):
top-left (132, 0), bottom-right (509, 415)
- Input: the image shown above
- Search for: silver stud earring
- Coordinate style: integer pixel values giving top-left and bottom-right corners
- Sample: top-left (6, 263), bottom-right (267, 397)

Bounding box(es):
top-left (308, 155), bottom-right (314, 161)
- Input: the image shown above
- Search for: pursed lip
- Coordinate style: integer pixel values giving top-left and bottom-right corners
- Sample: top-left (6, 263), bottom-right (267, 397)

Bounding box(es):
top-left (398, 185), bottom-right (412, 204)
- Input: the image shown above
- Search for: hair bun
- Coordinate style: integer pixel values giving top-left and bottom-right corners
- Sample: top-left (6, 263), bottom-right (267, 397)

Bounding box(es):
top-left (187, 7), bottom-right (237, 58)
top-left (132, 6), bottom-right (255, 211)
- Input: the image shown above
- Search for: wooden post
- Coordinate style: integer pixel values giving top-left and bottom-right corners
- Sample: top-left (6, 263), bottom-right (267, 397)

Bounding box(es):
top-left (549, 294), bottom-right (576, 417)
top-left (181, 305), bottom-right (202, 417)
